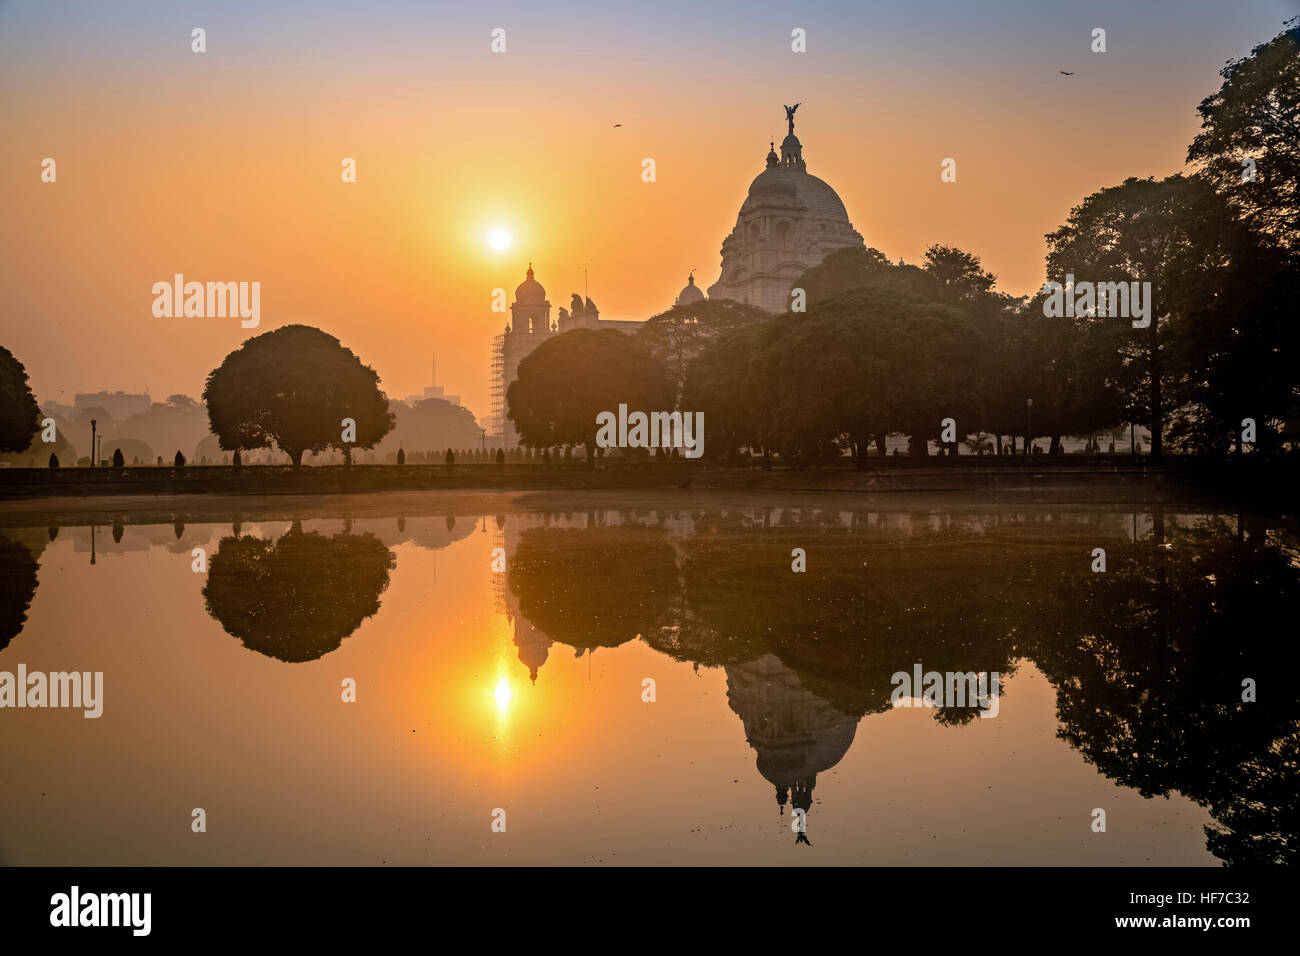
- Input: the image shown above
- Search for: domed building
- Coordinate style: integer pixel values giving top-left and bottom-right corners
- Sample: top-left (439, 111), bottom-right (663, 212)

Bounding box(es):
top-left (674, 272), bottom-right (706, 307)
top-left (707, 105), bottom-right (865, 313)
top-left (489, 264), bottom-right (642, 446)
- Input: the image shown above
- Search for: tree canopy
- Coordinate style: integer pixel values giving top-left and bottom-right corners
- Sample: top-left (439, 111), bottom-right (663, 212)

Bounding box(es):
top-left (1188, 21), bottom-right (1300, 250)
top-left (0, 345), bottom-right (41, 454)
top-left (203, 325), bottom-right (395, 468)
top-left (506, 328), bottom-right (673, 458)
top-left (1044, 175), bottom-right (1247, 458)
top-left (635, 298), bottom-right (770, 396)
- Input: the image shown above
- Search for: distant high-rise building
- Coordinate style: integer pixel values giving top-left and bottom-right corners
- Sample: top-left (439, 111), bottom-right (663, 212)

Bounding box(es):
top-left (404, 354), bottom-right (462, 407)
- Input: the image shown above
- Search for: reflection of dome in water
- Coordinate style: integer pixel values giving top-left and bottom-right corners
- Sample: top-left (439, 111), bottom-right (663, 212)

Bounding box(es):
top-left (498, 517), bottom-right (555, 683)
top-left (725, 654), bottom-right (860, 816)
top-left (512, 613), bottom-right (553, 683)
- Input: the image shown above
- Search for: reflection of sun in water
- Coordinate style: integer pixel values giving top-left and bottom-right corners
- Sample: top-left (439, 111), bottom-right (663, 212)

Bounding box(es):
top-left (494, 677), bottom-right (512, 714)
top-left (487, 227), bottom-right (512, 252)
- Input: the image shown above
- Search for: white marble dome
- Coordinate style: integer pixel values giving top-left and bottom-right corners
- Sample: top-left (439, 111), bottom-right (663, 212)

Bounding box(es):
top-left (707, 111), bottom-right (864, 313)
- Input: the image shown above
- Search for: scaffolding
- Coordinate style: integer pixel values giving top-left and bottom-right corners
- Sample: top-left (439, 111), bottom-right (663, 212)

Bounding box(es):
top-left (489, 332), bottom-right (505, 443)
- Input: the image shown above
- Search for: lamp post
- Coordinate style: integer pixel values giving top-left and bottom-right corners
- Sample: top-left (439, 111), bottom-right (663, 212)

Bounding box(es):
top-left (89, 419), bottom-right (97, 468)
top-left (1025, 399), bottom-right (1033, 457)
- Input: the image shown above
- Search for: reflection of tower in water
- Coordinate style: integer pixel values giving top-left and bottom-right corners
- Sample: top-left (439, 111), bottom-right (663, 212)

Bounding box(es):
top-left (725, 655), bottom-right (860, 827)
top-left (494, 515), bottom-right (554, 683)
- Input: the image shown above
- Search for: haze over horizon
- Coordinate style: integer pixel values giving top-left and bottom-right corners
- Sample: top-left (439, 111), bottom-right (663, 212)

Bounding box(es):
top-left (3, 0), bottom-right (1294, 423)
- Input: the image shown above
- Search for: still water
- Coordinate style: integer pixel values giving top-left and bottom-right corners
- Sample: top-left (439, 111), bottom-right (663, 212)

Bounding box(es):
top-left (1, 491), bottom-right (1295, 865)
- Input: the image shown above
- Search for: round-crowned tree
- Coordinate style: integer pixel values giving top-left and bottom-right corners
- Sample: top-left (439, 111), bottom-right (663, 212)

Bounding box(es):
top-left (202, 527), bottom-right (396, 662)
top-left (0, 346), bottom-right (41, 454)
top-left (203, 325), bottom-right (395, 469)
top-left (507, 328), bottom-right (674, 466)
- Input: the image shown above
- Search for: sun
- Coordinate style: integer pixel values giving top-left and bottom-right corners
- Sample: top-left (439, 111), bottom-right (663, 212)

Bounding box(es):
top-left (487, 227), bottom-right (512, 252)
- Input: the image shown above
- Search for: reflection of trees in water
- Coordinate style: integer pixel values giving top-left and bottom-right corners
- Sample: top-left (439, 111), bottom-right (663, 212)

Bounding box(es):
top-left (1030, 516), bottom-right (1300, 864)
top-left (503, 507), bottom-right (1300, 860)
top-left (506, 517), bottom-right (868, 835)
top-left (507, 523), bottom-right (680, 654)
top-left (202, 524), bottom-right (395, 662)
top-left (504, 507), bottom-right (1106, 716)
top-left (671, 508), bottom-right (1055, 720)
top-left (0, 534), bottom-right (38, 652)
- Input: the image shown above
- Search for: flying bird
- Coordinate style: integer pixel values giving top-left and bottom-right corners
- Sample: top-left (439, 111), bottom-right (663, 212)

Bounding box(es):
top-left (613, 123), bottom-right (622, 127)
top-left (1060, 71), bottom-right (1075, 75)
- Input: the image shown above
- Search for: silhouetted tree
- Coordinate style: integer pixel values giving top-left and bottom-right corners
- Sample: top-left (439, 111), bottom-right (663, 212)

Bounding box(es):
top-left (636, 298), bottom-right (769, 397)
top-left (682, 323), bottom-right (775, 461)
top-left (507, 328), bottom-right (674, 466)
top-left (0, 345), bottom-right (41, 453)
top-left (1045, 175), bottom-right (1245, 459)
top-left (796, 246), bottom-right (936, 306)
top-left (922, 245), bottom-right (997, 301)
top-left (203, 324), bottom-right (395, 469)
top-left (1188, 21), bottom-right (1300, 250)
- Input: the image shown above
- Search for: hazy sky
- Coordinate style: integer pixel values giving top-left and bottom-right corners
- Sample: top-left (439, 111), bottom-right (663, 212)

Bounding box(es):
top-left (3, 0), bottom-right (1295, 421)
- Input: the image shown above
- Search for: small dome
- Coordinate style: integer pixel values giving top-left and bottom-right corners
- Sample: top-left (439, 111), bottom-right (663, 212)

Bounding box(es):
top-left (515, 264), bottom-right (546, 304)
top-left (676, 273), bottom-right (705, 306)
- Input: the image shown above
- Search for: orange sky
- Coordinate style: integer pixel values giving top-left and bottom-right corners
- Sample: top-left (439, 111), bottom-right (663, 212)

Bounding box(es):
top-left (2, 0), bottom-right (1293, 423)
